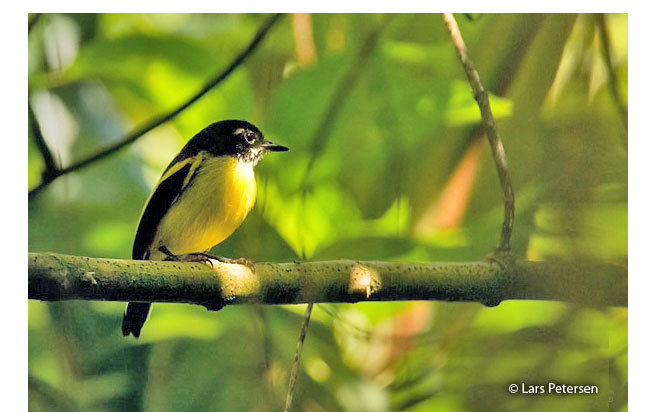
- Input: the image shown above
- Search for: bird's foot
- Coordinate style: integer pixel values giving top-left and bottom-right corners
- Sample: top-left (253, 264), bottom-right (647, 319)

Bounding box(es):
top-left (178, 253), bottom-right (256, 272)
top-left (178, 252), bottom-right (217, 266)
top-left (159, 246), bottom-right (180, 261)
top-left (215, 256), bottom-right (257, 273)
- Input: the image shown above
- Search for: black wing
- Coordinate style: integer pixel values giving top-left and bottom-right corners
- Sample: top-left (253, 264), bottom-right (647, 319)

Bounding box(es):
top-left (132, 160), bottom-right (197, 260)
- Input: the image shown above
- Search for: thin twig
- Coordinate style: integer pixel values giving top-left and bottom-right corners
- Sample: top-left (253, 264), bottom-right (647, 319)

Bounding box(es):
top-left (595, 13), bottom-right (627, 147)
top-left (442, 13), bottom-right (515, 252)
top-left (28, 104), bottom-right (59, 180)
top-left (301, 14), bottom-right (395, 186)
top-left (28, 13), bottom-right (284, 200)
top-left (284, 302), bottom-right (314, 412)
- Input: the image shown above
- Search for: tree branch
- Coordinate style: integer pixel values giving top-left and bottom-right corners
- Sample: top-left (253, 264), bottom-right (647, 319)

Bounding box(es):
top-left (28, 13), bottom-right (284, 200)
top-left (28, 103), bottom-right (59, 181)
top-left (442, 13), bottom-right (515, 252)
top-left (28, 253), bottom-right (627, 308)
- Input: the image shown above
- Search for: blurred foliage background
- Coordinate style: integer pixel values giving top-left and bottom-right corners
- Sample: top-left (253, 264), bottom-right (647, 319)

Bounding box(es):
top-left (28, 13), bottom-right (627, 412)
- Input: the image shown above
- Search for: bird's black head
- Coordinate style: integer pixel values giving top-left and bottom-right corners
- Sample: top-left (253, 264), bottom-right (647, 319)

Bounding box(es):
top-left (190, 120), bottom-right (288, 163)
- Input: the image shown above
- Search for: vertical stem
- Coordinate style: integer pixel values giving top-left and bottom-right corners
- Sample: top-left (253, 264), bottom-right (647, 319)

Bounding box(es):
top-left (442, 13), bottom-right (515, 252)
top-left (284, 302), bottom-right (314, 412)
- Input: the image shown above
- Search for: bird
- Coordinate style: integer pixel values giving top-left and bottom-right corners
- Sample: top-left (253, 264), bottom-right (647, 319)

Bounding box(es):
top-left (122, 119), bottom-right (289, 338)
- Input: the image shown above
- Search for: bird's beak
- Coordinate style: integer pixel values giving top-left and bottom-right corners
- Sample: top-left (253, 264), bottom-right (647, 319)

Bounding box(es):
top-left (262, 140), bottom-right (289, 152)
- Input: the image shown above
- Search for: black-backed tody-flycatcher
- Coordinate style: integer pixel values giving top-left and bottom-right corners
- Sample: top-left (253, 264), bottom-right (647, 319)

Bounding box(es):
top-left (122, 120), bottom-right (288, 338)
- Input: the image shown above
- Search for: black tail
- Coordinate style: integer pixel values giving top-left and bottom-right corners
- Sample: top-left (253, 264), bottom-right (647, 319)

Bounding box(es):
top-left (122, 302), bottom-right (151, 338)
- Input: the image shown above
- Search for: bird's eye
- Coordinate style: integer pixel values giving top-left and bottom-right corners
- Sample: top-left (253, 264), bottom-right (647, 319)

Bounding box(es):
top-left (244, 131), bottom-right (256, 144)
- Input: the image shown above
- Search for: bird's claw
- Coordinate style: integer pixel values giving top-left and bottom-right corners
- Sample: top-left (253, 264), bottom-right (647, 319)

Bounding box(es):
top-left (176, 253), bottom-right (256, 272)
top-left (216, 256), bottom-right (257, 273)
top-left (177, 252), bottom-right (218, 267)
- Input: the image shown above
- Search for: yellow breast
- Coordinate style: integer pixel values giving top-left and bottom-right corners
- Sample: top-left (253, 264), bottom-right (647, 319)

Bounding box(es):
top-left (152, 155), bottom-right (257, 257)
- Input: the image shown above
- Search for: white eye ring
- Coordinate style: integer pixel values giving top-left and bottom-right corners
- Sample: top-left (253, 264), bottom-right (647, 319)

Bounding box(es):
top-left (244, 131), bottom-right (256, 143)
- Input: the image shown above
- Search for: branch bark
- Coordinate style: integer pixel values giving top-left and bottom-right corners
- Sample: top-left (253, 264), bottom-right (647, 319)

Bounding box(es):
top-left (28, 253), bottom-right (627, 308)
top-left (28, 13), bottom-right (283, 199)
top-left (442, 13), bottom-right (515, 252)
